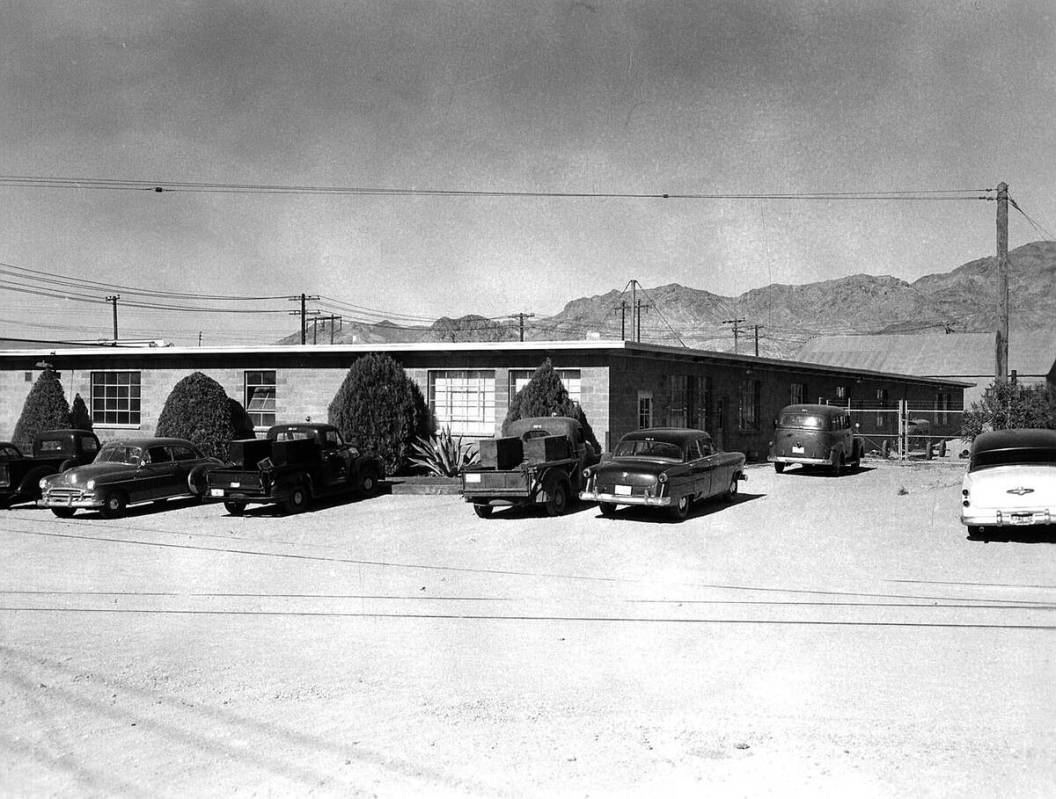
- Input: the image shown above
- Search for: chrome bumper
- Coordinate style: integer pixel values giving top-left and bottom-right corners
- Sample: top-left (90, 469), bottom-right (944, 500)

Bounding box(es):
top-left (961, 509), bottom-right (1053, 527)
top-left (579, 490), bottom-right (672, 507)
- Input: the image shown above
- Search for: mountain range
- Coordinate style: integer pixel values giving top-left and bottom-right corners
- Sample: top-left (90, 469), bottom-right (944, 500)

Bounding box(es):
top-left (280, 240), bottom-right (1056, 360)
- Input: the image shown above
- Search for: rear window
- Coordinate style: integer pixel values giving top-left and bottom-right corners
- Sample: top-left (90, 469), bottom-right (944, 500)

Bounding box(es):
top-left (614, 439), bottom-right (684, 461)
top-left (971, 448), bottom-right (1056, 471)
top-left (37, 439), bottom-right (64, 452)
top-left (779, 413), bottom-right (825, 429)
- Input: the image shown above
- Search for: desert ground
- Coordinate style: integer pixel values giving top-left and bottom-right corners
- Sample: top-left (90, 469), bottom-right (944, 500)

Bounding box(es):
top-left (1, 460), bottom-right (1054, 798)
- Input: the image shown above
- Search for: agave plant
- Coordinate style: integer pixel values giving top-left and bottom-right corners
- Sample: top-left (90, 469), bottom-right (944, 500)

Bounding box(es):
top-left (408, 426), bottom-right (480, 477)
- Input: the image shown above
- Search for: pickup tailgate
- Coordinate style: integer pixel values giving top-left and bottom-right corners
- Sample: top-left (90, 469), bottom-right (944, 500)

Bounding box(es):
top-left (462, 468), bottom-right (533, 497)
top-left (206, 469), bottom-right (267, 498)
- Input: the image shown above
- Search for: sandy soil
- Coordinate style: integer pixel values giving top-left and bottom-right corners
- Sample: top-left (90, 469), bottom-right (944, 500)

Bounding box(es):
top-left (1, 460), bottom-right (1054, 798)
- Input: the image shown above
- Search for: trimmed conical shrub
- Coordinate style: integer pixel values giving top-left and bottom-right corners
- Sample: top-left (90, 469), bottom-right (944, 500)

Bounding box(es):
top-left (69, 393), bottom-right (93, 431)
top-left (328, 353), bottom-right (430, 475)
top-left (156, 372), bottom-right (246, 460)
top-left (503, 359), bottom-right (600, 450)
top-left (12, 369), bottom-right (71, 452)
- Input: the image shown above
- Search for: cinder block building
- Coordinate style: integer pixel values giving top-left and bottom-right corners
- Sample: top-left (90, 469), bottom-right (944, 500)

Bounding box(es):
top-left (0, 340), bottom-right (968, 461)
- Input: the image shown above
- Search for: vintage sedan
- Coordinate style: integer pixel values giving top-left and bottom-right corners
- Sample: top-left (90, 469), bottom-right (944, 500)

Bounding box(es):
top-left (39, 438), bottom-right (222, 519)
top-left (960, 428), bottom-right (1056, 538)
top-left (768, 403), bottom-right (863, 475)
top-left (579, 428), bottom-right (746, 520)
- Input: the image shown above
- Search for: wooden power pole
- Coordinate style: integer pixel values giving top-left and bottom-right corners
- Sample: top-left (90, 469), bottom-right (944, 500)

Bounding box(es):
top-left (995, 182), bottom-right (1009, 384)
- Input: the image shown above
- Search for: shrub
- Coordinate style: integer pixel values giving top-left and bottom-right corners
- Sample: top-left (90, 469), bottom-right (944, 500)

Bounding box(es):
top-left (155, 372), bottom-right (246, 460)
top-left (408, 426), bottom-right (479, 477)
top-left (328, 353), bottom-right (431, 475)
top-left (961, 381), bottom-right (1056, 441)
top-left (69, 393), bottom-right (93, 431)
top-left (503, 359), bottom-right (600, 451)
top-left (12, 369), bottom-right (71, 451)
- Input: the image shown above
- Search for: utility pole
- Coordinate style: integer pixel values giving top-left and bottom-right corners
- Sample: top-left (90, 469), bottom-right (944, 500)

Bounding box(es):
top-left (314, 314), bottom-right (342, 344)
top-left (748, 324), bottom-right (764, 356)
top-left (614, 300), bottom-right (628, 340)
top-left (995, 181), bottom-right (1009, 384)
top-left (635, 298), bottom-right (650, 343)
top-left (288, 293), bottom-right (320, 345)
top-left (722, 318), bottom-right (746, 354)
top-left (105, 295), bottom-right (120, 341)
top-left (508, 312), bottom-right (535, 342)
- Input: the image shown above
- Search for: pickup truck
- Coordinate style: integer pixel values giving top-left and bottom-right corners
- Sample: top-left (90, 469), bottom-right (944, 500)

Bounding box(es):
top-left (205, 423), bottom-right (384, 515)
top-left (0, 429), bottom-right (100, 507)
top-left (461, 416), bottom-right (598, 518)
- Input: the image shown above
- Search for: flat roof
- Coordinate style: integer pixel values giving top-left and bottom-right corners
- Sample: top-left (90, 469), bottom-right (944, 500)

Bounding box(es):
top-left (0, 338), bottom-right (972, 388)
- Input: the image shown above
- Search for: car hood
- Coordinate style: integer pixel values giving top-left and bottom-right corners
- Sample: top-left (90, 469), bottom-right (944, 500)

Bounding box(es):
top-left (44, 462), bottom-right (138, 487)
top-left (964, 464), bottom-right (1056, 509)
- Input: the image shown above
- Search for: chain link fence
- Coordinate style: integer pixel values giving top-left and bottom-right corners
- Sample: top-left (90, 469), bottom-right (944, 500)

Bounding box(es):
top-left (849, 400), bottom-right (967, 463)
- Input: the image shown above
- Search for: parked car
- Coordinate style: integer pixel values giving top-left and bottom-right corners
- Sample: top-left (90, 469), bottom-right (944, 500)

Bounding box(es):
top-left (205, 423), bottom-right (384, 515)
top-left (39, 438), bottom-right (222, 518)
top-left (579, 427), bottom-right (746, 520)
top-left (0, 429), bottom-right (100, 507)
top-left (768, 404), bottom-right (863, 475)
top-left (960, 428), bottom-right (1056, 538)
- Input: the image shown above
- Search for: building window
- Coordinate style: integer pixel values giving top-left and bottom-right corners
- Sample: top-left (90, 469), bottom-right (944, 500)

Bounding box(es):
top-left (667, 375), bottom-right (688, 427)
top-left (876, 388), bottom-right (889, 427)
top-left (790, 382), bottom-right (807, 405)
top-left (835, 385), bottom-right (847, 400)
top-left (936, 391), bottom-right (951, 425)
top-left (739, 379), bottom-right (761, 430)
top-left (637, 390), bottom-right (653, 428)
top-left (91, 371), bottom-right (141, 426)
top-left (429, 370), bottom-right (496, 436)
top-left (245, 370), bottom-right (277, 429)
top-left (695, 376), bottom-right (712, 432)
top-left (507, 368), bottom-right (581, 404)
top-left (24, 371), bottom-right (32, 382)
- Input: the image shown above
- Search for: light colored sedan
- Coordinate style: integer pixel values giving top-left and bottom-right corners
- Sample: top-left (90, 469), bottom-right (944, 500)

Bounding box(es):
top-left (960, 428), bottom-right (1056, 537)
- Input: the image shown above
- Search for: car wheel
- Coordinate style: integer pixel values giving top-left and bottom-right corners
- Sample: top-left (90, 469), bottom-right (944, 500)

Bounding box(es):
top-left (724, 476), bottom-right (739, 501)
top-left (358, 470), bottom-right (379, 496)
top-left (669, 495), bottom-right (691, 520)
top-left (100, 492), bottom-right (127, 519)
top-left (187, 465), bottom-right (212, 497)
top-left (598, 502), bottom-right (617, 517)
top-left (774, 462), bottom-right (785, 474)
top-left (473, 504), bottom-right (493, 519)
top-left (224, 501), bottom-right (246, 516)
top-left (545, 480), bottom-right (569, 517)
top-left (283, 484), bottom-right (311, 514)
top-left (51, 507), bottom-right (75, 519)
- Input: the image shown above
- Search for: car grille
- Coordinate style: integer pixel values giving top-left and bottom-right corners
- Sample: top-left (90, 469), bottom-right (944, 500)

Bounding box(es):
top-left (44, 488), bottom-right (90, 503)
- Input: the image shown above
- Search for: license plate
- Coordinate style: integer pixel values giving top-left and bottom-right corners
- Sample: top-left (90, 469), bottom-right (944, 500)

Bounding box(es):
top-left (615, 484), bottom-right (632, 496)
top-left (1010, 513), bottom-right (1035, 525)
top-left (792, 446), bottom-right (804, 454)
top-left (230, 481), bottom-right (241, 488)
top-left (465, 473), bottom-right (481, 484)
top-left (210, 488), bottom-right (224, 497)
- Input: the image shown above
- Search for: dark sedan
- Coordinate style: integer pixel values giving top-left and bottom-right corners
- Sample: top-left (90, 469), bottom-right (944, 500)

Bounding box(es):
top-left (580, 428), bottom-right (746, 520)
top-left (39, 438), bottom-right (222, 518)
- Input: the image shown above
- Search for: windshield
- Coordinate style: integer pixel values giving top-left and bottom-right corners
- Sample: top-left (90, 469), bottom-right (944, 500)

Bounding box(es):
top-left (779, 413), bottom-right (825, 429)
top-left (613, 439), bottom-right (684, 461)
top-left (95, 445), bottom-right (143, 466)
top-left (971, 448), bottom-right (1056, 471)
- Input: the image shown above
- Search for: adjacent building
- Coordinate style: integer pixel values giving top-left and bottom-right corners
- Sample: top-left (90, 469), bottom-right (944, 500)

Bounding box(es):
top-left (0, 340), bottom-right (969, 461)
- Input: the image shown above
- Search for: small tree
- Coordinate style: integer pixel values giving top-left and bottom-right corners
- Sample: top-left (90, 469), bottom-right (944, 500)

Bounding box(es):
top-left (12, 368), bottom-right (71, 451)
top-left (69, 393), bottom-right (93, 431)
top-left (503, 359), bottom-right (600, 450)
top-left (155, 372), bottom-right (243, 460)
top-left (961, 381), bottom-right (1056, 441)
top-left (328, 353), bottom-right (430, 475)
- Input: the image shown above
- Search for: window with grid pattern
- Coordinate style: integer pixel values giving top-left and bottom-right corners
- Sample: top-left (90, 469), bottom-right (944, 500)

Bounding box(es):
top-left (507, 369), bottom-right (581, 404)
top-left (90, 371), bottom-right (141, 426)
top-left (428, 370), bottom-right (496, 436)
top-left (245, 370), bottom-right (277, 429)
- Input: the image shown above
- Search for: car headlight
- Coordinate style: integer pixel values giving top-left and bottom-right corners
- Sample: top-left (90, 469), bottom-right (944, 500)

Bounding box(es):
top-left (657, 472), bottom-right (668, 483)
top-left (86, 479), bottom-right (95, 490)
top-left (39, 477), bottom-right (48, 489)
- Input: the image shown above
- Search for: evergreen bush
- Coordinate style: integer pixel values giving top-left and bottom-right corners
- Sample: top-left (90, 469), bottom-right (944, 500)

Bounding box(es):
top-left (12, 369), bottom-right (71, 451)
top-left (155, 372), bottom-right (244, 460)
top-left (328, 353), bottom-right (431, 475)
top-left (503, 358), bottom-right (600, 451)
top-left (69, 393), bottom-right (93, 431)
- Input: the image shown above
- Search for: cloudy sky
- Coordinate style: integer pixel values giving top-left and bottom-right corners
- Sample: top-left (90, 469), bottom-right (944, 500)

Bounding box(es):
top-left (2, 1), bottom-right (1054, 345)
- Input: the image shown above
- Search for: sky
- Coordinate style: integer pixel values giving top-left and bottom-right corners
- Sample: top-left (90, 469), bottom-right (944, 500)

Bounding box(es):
top-left (1, 0), bottom-right (1055, 346)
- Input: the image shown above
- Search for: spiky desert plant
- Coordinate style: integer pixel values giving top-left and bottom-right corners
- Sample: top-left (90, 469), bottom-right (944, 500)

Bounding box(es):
top-left (408, 426), bottom-right (479, 477)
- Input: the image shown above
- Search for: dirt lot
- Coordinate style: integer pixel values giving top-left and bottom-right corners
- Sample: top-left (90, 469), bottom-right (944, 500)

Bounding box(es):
top-left (2, 460), bottom-right (1054, 798)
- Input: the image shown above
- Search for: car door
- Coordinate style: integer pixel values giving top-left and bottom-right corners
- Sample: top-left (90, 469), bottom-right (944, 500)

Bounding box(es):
top-left (166, 445), bottom-right (201, 496)
top-left (688, 437), bottom-right (714, 499)
top-left (138, 446), bottom-right (175, 501)
top-left (321, 429), bottom-right (352, 488)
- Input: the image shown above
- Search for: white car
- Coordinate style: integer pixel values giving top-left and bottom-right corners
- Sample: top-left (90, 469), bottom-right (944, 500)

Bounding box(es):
top-left (960, 428), bottom-right (1056, 538)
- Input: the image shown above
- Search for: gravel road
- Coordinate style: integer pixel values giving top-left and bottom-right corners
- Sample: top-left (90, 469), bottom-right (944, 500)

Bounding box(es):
top-left (2, 460), bottom-right (1053, 798)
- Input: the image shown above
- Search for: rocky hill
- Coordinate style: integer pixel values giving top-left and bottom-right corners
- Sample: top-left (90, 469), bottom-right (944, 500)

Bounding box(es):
top-left (279, 240), bottom-right (1056, 359)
